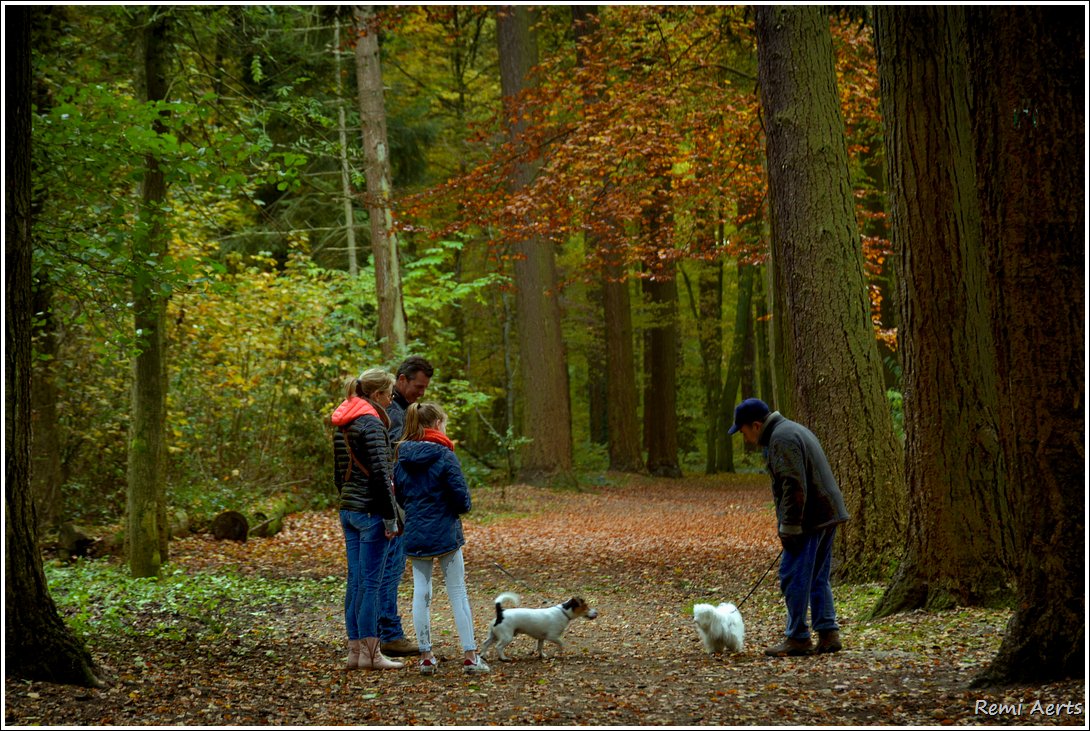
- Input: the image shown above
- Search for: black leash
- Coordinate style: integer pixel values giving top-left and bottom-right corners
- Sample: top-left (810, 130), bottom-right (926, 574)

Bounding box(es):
top-left (736, 549), bottom-right (783, 609)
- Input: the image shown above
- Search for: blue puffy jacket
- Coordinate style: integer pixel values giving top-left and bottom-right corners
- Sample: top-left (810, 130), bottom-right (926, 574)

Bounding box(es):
top-left (394, 440), bottom-right (471, 558)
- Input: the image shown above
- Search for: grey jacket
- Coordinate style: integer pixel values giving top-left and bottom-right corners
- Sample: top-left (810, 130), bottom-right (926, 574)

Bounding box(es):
top-left (758, 411), bottom-right (850, 536)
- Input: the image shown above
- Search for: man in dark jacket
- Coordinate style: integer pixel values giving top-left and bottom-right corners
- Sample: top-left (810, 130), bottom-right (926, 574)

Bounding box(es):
top-left (379, 356), bottom-right (434, 657)
top-left (388, 356), bottom-right (434, 442)
top-left (728, 398), bottom-right (850, 657)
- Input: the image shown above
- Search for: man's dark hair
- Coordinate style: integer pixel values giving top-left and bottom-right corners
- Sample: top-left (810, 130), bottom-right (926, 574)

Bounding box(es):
top-left (397, 355), bottom-right (434, 381)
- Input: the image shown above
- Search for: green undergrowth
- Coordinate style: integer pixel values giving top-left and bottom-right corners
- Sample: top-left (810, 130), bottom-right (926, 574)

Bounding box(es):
top-left (44, 559), bottom-right (340, 643)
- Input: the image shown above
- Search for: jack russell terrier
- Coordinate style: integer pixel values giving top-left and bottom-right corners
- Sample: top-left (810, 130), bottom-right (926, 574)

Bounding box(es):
top-left (480, 592), bottom-right (598, 661)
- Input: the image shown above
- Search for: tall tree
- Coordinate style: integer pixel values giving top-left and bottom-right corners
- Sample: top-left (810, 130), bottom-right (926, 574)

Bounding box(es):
top-left (572, 4), bottom-right (642, 473)
top-left (354, 5), bottom-right (408, 358)
top-left (755, 5), bottom-right (906, 579)
top-left (127, 6), bottom-right (172, 578)
top-left (5, 5), bottom-right (102, 687)
top-left (966, 5), bottom-right (1084, 686)
top-left (871, 6), bottom-right (1013, 617)
top-left (716, 262), bottom-right (756, 473)
top-left (496, 5), bottom-right (574, 483)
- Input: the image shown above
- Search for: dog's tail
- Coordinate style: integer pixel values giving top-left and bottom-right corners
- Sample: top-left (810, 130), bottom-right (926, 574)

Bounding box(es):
top-left (493, 592), bottom-right (520, 624)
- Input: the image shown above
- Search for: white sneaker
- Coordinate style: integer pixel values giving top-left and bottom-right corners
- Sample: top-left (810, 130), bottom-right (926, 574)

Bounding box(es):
top-left (462, 654), bottom-right (490, 675)
top-left (419, 657), bottom-right (439, 675)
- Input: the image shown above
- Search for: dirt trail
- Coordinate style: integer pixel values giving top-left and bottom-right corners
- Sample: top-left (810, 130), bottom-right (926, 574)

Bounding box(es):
top-left (5, 475), bottom-right (1085, 726)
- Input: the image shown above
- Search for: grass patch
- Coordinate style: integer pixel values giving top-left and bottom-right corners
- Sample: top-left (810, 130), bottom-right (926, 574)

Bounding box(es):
top-left (45, 559), bottom-right (340, 643)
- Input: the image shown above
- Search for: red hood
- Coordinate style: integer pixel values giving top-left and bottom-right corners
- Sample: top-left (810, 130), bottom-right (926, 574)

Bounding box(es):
top-left (331, 396), bottom-right (379, 426)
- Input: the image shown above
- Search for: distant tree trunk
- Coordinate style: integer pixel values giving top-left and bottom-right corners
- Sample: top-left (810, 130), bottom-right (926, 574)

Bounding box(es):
top-left (753, 264), bottom-right (775, 410)
top-left (966, 5), bottom-right (1084, 686)
top-left (756, 5), bottom-right (906, 580)
top-left (354, 5), bottom-right (407, 358)
top-left (871, 6), bottom-right (1013, 618)
top-left (642, 272), bottom-right (682, 478)
top-left (572, 5), bottom-right (642, 473)
top-left (128, 7), bottom-right (172, 578)
top-left (334, 17), bottom-right (359, 276)
top-left (585, 283), bottom-right (609, 446)
top-left (681, 258), bottom-right (723, 474)
top-left (496, 5), bottom-right (574, 484)
top-left (716, 262), bottom-right (756, 473)
top-left (5, 6), bottom-right (101, 687)
top-left (602, 265), bottom-right (643, 472)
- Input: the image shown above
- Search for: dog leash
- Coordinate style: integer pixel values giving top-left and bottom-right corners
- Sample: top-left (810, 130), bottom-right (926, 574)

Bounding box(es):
top-left (735, 549), bottom-right (783, 609)
top-left (491, 561), bottom-right (548, 605)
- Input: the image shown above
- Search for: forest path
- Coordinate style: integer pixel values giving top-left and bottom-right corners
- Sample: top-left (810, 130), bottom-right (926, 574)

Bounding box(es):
top-left (5, 474), bottom-right (1084, 726)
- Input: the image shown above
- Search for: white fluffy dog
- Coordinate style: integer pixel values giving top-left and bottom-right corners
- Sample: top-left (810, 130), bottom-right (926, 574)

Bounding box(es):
top-left (692, 602), bottom-right (745, 654)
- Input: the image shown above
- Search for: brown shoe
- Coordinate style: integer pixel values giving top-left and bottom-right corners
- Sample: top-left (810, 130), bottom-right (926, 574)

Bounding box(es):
top-left (380, 638), bottom-right (420, 657)
top-left (816, 630), bottom-right (842, 654)
top-left (764, 637), bottom-right (815, 657)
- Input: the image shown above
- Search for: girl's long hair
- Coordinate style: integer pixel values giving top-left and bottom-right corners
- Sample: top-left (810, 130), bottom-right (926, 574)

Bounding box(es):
top-left (396, 402), bottom-right (447, 457)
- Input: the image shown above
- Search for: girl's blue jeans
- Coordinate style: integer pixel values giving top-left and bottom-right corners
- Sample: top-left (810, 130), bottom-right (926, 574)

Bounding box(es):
top-left (778, 525), bottom-right (839, 640)
top-left (340, 510), bottom-right (390, 640)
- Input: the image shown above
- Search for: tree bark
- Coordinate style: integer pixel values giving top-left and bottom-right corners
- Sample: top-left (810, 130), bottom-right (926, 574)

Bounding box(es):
top-left (871, 6), bottom-right (1013, 617)
top-left (602, 266), bottom-right (643, 473)
top-left (756, 5), bottom-right (906, 580)
top-left (496, 5), bottom-right (574, 484)
top-left (5, 6), bottom-right (102, 687)
top-left (965, 5), bottom-right (1084, 686)
top-left (127, 7), bottom-right (172, 578)
top-left (642, 272), bottom-right (682, 478)
top-left (354, 5), bottom-right (407, 358)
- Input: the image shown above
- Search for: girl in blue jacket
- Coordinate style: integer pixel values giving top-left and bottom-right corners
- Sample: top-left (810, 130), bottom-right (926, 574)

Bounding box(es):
top-left (395, 402), bottom-right (489, 675)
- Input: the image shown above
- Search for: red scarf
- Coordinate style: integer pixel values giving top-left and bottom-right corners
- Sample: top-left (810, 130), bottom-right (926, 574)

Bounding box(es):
top-left (421, 428), bottom-right (455, 452)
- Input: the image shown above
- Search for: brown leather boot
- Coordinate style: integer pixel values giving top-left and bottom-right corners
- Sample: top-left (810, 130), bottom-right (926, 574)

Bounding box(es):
top-left (360, 638), bottom-right (405, 670)
top-left (816, 630), bottom-right (842, 654)
top-left (380, 637), bottom-right (420, 657)
top-left (763, 636), bottom-right (815, 657)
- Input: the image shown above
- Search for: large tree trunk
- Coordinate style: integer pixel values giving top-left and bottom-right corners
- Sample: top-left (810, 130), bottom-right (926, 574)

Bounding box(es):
top-left (127, 7), bottom-right (172, 578)
top-left (354, 5), bottom-right (407, 358)
top-left (5, 6), bottom-right (102, 687)
top-left (496, 5), bottom-right (574, 484)
top-left (756, 5), bottom-right (906, 580)
top-left (871, 6), bottom-right (1013, 618)
top-left (966, 5), bottom-right (1084, 686)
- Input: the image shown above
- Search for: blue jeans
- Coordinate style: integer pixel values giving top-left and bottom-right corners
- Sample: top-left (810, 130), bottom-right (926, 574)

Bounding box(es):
top-left (377, 533), bottom-right (407, 643)
top-left (779, 526), bottom-right (839, 640)
top-left (341, 510), bottom-right (390, 640)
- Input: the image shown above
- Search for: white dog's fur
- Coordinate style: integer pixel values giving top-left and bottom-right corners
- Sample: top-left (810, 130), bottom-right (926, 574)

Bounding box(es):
top-left (480, 592), bottom-right (598, 661)
top-left (693, 602), bottom-right (745, 654)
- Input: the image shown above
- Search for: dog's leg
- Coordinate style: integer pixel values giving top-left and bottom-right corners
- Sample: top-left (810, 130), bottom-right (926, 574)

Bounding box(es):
top-left (496, 637), bottom-right (513, 661)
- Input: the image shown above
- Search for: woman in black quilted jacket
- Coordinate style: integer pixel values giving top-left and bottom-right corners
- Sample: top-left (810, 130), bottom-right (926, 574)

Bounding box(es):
top-left (330, 368), bottom-right (404, 671)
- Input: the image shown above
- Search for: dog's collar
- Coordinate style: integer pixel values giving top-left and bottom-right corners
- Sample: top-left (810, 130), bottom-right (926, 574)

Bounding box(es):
top-left (559, 604), bottom-right (575, 619)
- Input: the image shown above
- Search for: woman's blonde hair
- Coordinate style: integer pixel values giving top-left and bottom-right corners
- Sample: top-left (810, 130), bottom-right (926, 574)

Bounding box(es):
top-left (400, 401), bottom-right (447, 443)
top-left (343, 367), bottom-right (395, 401)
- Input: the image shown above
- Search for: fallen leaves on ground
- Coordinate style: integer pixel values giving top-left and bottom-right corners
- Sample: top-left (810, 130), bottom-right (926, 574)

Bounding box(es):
top-left (5, 474), bottom-right (1085, 727)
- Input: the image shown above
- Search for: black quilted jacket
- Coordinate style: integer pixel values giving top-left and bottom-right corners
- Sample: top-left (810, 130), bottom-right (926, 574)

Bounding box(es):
top-left (331, 397), bottom-right (397, 519)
